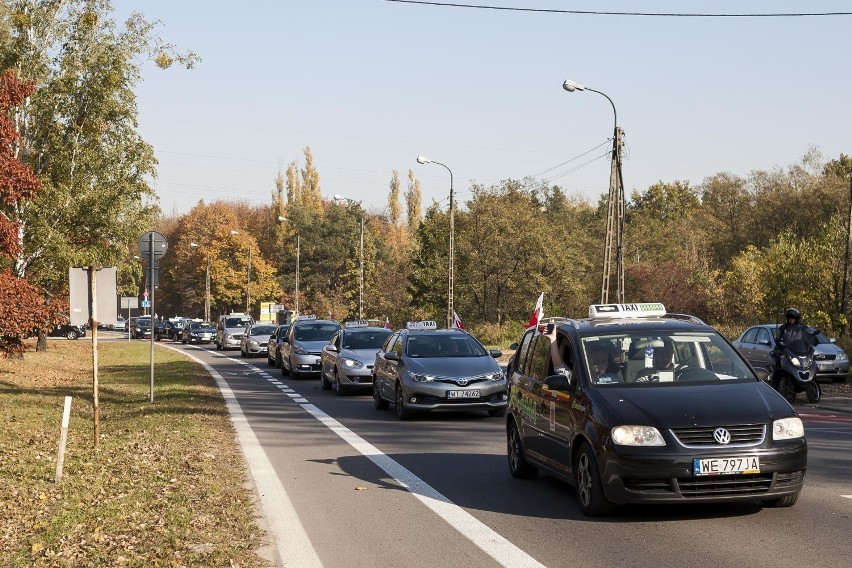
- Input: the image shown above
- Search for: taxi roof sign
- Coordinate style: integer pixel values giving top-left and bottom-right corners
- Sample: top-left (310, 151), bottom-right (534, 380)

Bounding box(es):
top-left (344, 320), bottom-right (369, 328)
top-left (296, 314), bottom-right (317, 321)
top-left (406, 321), bottom-right (438, 330)
top-left (589, 303), bottom-right (666, 319)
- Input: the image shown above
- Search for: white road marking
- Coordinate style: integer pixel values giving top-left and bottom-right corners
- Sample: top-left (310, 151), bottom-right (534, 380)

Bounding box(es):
top-left (165, 346), bottom-right (323, 568)
top-left (842, 495), bottom-right (852, 499)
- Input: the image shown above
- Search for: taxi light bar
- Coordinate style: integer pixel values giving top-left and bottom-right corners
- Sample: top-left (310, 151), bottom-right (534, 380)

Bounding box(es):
top-left (296, 314), bottom-right (317, 321)
top-left (406, 321), bottom-right (438, 330)
top-left (344, 320), bottom-right (369, 328)
top-left (589, 303), bottom-right (666, 319)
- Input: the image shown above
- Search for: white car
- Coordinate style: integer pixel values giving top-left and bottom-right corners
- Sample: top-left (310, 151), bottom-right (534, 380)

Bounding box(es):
top-left (241, 324), bottom-right (277, 358)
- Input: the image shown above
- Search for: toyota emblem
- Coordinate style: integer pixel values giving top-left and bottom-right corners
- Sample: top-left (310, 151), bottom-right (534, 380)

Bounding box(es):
top-left (456, 378), bottom-right (469, 386)
top-left (713, 427), bottom-right (731, 445)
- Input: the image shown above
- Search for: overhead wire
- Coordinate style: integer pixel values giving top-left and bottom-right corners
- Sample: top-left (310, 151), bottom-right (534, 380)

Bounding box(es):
top-left (385, 0), bottom-right (852, 17)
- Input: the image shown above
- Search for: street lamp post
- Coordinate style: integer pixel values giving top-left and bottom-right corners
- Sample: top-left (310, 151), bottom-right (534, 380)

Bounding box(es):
top-left (417, 156), bottom-right (454, 328)
top-left (190, 243), bottom-right (211, 322)
top-left (563, 79), bottom-right (625, 304)
top-left (333, 194), bottom-right (365, 319)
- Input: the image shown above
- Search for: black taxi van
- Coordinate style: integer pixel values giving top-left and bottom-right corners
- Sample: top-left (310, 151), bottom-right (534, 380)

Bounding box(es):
top-left (506, 303), bottom-right (807, 516)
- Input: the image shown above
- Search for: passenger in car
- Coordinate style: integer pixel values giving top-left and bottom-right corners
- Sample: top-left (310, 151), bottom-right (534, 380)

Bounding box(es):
top-left (588, 344), bottom-right (623, 384)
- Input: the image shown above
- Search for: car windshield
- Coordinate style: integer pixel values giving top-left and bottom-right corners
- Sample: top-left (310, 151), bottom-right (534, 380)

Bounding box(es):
top-left (250, 325), bottom-right (276, 336)
top-left (580, 330), bottom-right (756, 386)
top-left (405, 334), bottom-right (488, 358)
top-left (225, 317), bottom-right (252, 327)
top-left (343, 330), bottom-right (392, 350)
top-left (137, 318), bottom-right (151, 325)
top-left (294, 323), bottom-right (341, 341)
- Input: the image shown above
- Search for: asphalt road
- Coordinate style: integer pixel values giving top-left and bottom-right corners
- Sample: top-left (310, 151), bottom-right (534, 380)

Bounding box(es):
top-left (156, 341), bottom-right (852, 568)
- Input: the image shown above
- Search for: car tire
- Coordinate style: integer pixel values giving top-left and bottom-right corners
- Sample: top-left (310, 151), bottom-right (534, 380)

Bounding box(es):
top-left (182, 338), bottom-right (187, 344)
top-left (320, 370), bottom-right (332, 390)
top-left (395, 384), bottom-right (412, 420)
top-left (574, 443), bottom-right (616, 517)
top-left (66, 330), bottom-right (78, 340)
top-left (763, 492), bottom-right (800, 508)
top-left (373, 379), bottom-right (389, 410)
top-left (281, 358), bottom-right (290, 377)
top-left (274, 351), bottom-right (281, 369)
top-left (507, 419), bottom-right (538, 479)
top-left (240, 347), bottom-right (246, 358)
top-left (489, 407), bottom-right (507, 418)
top-left (334, 371), bottom-right (348, 396)
top-left (806, 381), bottom-right (821, 403)
top-left (267, 353), bottom-right (275, 367)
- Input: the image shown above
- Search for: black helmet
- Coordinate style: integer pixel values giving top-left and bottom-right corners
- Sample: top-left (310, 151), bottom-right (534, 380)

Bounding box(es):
top-left (784, 308), bottom-right (801, 322)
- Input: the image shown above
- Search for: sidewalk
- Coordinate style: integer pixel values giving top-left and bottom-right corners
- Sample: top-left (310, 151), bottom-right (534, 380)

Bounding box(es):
top-left (795, 381), bottom-right (852, 414)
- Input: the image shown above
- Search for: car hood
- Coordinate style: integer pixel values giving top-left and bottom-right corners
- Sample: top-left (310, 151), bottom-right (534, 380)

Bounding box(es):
top-left (248, 334), bottom-right (272, 342)
top-left (293, 340), bottom-right (331, 352)
top-left (595, 381), bottom-right (793, 428)
top-left (224, 327), bottom-right (249, 334)
top-left (404, 356), bottom-right (500, 378)
top-left (815, 343), bottom-right (845, 356)
top-left (341, 348), bottom-right (382, 364)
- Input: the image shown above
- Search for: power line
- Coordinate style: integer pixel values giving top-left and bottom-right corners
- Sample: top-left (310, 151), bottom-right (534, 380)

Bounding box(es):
top-left (386, 0), bottom-right (852, 17)
top-left (530, 138), bottom-right (612, 178)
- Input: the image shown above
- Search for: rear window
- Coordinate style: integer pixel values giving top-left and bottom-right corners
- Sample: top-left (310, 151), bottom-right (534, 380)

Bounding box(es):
top-left (294, 323), bottom-right (341, 341)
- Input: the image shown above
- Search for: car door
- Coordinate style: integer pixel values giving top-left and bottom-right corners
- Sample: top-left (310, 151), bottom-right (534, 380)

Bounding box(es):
top-left (537, 333), bottom-right (577, 474)
top-left (375, 332), bottom-right (402, 400)
top-left (751, 326), bottom-right (775, 369)
top-left (518, 334), bottom-right (552, 461)
top-left (322, 331), bottom-right (341, 378)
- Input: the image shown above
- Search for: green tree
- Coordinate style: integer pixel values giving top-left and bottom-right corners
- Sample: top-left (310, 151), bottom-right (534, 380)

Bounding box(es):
top-left (405, 169), bottom-right (422, 233)
top-left (388, 169), bottom-right (401, 227)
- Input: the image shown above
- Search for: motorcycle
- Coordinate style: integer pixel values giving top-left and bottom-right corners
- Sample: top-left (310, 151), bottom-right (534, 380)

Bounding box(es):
top-left (769, 338), bottom-right (821, 403)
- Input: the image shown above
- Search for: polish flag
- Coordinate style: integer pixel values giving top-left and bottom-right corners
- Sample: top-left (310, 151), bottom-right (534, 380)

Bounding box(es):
top-left (452, 311), bottom-right (465, 330)
top-left (525, 293), bottom-right (544, 330)
top-left (384, 317), bottom-right (392, 329)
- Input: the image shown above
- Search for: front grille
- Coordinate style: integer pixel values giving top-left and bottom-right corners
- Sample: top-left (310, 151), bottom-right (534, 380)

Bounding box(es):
top-left (814, 353), bottom-right (836, 361)
top-left (413, 392), bottom-right (506, 405)
top-left (775, 470), bottom-right (805, 487)
top-left (671, 424), bottom-right (765, 447)
top-left (623, 478), bottom-right (674, 494)
top-left (678, 474), bottom-right (772, 497)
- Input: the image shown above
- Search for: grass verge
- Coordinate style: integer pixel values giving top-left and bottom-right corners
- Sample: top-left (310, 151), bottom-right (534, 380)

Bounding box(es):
top-left (0, 339), bottom-right (270, 567)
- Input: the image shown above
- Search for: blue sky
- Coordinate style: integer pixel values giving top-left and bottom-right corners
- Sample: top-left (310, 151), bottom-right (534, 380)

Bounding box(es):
top-left (112, 1), bottom-right (852, 215)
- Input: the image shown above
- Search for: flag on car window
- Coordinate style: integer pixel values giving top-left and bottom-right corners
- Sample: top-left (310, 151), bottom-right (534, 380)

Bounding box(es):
top-left (525, 293), bottom-right (544, 330)
top-left (452, 311), bottom-right (465, 330)
top-left (384, 317), bottom-right (392, 329)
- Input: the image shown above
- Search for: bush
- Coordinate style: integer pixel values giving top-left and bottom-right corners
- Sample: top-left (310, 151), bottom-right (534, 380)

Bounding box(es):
top-left (468, 320), bottom-right (526, 348)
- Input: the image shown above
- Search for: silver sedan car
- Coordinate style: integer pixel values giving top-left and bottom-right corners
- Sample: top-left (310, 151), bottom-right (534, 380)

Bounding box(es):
top-left (321, 325), bottom-right (392, 395)
top-left (241, 324), bottom-right (277, 358)
top-left (373, 323), bottom-right (508, 420)
top-left (280, 317), bottom-right (342, 379)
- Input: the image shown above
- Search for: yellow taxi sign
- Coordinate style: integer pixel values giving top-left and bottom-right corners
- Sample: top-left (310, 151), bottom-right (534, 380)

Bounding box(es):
top-left (589, 303), bottom-right (666, 319)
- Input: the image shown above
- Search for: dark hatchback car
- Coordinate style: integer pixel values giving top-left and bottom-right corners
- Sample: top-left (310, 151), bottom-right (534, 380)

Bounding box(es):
top-left (506, 303), bottom-right (806, 516)
top-left (47, 323), bottom-right (87, 340)
top-left (131, 316), bottom-right (153, 339)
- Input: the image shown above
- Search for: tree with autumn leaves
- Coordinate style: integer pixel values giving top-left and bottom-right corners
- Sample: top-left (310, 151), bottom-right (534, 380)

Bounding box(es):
top-left (0, 69), bottom-right (65, 357)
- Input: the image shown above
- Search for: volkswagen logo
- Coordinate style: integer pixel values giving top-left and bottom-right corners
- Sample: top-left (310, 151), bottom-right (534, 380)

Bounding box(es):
top-left (456, 378), bottom-right (469, 386)
top-left (713, 427), bottom-right (731, 445)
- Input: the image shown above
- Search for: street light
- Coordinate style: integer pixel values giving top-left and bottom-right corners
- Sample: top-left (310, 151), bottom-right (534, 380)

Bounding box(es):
top-left (278, 216), bottom-right (300, 316)
top-left (190, 243), bottom-right (211, 322)
top-left (416, 155), bottom-right (454, 329)
top-left (563, 79), bottom-right (625, 304)
top-left (230, 230), bottom-right (252, 314)
top-left (334, 194), bottom-right (365, 319)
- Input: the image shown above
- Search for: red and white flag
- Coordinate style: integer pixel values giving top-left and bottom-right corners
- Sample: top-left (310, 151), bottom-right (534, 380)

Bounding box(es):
top-left (452, 311), bottom-right (465, 330)
top-left (525, 292), bottom-right (544, 330)
top-left (384, 317), bottom-right (392, 329)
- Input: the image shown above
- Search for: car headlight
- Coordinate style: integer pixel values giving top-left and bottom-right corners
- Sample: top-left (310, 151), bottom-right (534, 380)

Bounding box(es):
top-left (293, 346), bottom-right (309, 355)
top-left (249, 340), bottom-right (259, 347)
top-left (408, 372), bottom-right (435, 382)
top-left (342, 358), bottom-right (364, 368)
top-left (488, 371), bottom-right (505, 381)
top-left (772, 417), bottom-right (804, 440)
top-left (611, 425), bottom-right (666, 447)
top-left (837, 352), bottom-right (847, 361)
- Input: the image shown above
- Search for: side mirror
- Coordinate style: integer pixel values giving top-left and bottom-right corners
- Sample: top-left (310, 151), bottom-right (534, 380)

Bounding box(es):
top-left (509, 342), bottom-right (519, 351)
top-left (489, 349), bottom-right (502, 359)
top-left (757, 338), bottom-right (770, 346)
top-left (753, 367), bottom-right (770, 382)
top-left (544, 373), bottom-right (571, 391)
top-left (830, 337), bottom-right (837, 344)
top-left (384, 351), bottom-right (400, 361)
top-left (324, 344), bottom-right (338, 353)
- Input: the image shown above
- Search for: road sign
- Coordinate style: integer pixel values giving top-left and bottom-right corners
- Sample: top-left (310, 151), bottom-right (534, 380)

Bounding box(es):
top-left (137, 231), bottom-right (168, 259)
top-left (141, 300), bottom-right (151, 308)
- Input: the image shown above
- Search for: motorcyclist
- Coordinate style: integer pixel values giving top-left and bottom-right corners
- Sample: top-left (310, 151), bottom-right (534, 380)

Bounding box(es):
top-left (771, 308), bottom-right (819, 390)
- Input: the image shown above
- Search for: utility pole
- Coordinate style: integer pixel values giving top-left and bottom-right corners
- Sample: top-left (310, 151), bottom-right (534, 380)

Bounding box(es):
top-left (247, 245), bottom-right (252, 314)
top-left (295, 234), bottom-right (300, 316)
top-left (600, 127), bottom-right (625, 303)
top-left (842, 175), bottom-right (852, 330)
top-left (359, 216), bottom-right (364, 320)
